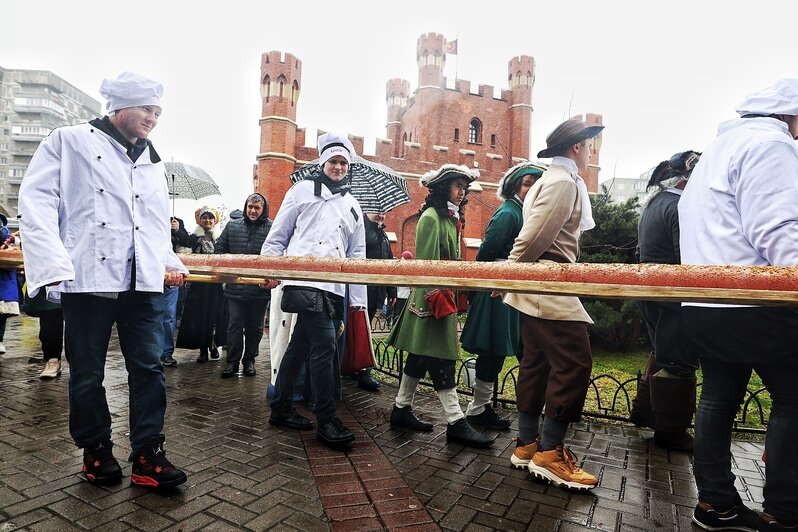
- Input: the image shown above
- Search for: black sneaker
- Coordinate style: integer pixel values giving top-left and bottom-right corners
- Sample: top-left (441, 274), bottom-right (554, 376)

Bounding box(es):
top-left (692, 501), bottom-right (760, 532)
top-left (131, 440), bottom-right (187, 489)
top-left (269, 408), bottom-right (314, 430)
top-left (467, 405), bottom-right (512, 430)
top-left (161, 354), bottom-right (178, 367)
top-left (82, 440), bottom-right (122, 485)
top-left (317, 418), bottom-right (355, 448)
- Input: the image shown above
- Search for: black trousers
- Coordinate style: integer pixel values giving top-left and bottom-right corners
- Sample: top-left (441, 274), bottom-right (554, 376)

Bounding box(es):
top-left (225, 297), bottom-right (268, 364)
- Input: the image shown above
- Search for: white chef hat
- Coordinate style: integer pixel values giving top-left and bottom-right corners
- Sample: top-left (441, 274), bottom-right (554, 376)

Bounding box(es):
top-left (736, 79), bottom-right (798, 116)
top-left (99, 71), bottom-right (163, 113)
top-left (317, 132), bottom-right (356, 165)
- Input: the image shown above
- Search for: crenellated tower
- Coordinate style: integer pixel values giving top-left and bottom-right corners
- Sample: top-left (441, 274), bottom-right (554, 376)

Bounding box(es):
top-left (386, 78), bottom-right (410, 157)
top-left (507, 55), bottom-right (535, 162)
top-left (256, 50), bottom-right (301, 213)
top-left (583, 112), bottom-right (603, 193)
top-left (414, 32), bottom-right (447, 161)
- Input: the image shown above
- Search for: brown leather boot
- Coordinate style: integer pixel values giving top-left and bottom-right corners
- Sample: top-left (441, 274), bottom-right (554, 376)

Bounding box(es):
top-left (650, 371), bottom-right (697, 453)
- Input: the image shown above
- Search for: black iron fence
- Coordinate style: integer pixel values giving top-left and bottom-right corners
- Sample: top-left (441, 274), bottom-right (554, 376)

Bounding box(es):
top-left (369, 313), bottom-right (768, 435)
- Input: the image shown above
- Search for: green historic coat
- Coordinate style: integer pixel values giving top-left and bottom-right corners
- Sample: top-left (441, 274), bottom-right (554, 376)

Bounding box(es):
top-left (460, 198), bottom-right (523, 357)
top-left (387, 207), bottom-right (461, 359)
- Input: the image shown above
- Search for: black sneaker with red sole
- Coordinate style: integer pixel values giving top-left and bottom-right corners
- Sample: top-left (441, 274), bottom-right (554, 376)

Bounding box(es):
top-left (130, 440), bottom-right (187, 489)
top-left (82, 440), bottom-right (122, 485)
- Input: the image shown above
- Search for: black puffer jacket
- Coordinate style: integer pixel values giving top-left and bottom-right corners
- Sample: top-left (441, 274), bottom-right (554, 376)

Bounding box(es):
top-left (214, 193), bottom-right (272, 300)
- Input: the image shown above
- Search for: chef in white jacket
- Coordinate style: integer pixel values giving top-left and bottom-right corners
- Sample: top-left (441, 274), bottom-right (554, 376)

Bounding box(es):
top-left (18, 72), bottom-right (188, 490)
top-left (261, 132), bottom-right (366, 450)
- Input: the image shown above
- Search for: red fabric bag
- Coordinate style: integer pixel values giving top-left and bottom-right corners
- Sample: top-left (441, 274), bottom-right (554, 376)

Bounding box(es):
top-left (424, 289), bottom-right (458, 319)
top-left (342, 308), bottom-right (376, 374)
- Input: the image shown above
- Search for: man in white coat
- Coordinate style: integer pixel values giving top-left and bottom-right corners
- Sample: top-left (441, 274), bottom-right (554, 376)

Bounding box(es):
top-left (19, 72), bottom-right (189, 490)
top-left (679, 79), bottom-right (798, 532)
top-left (261, 132), bottom-right (367, 450)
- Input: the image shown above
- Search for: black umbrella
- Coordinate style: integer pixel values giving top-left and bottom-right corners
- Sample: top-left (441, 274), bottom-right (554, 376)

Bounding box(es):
top-left (289, 156), bottom-right (411, 214)
top-left (164, 161), bottom-right (222, 216)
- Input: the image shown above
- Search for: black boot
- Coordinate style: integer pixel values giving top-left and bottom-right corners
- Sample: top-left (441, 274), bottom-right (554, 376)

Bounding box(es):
top-left (82, 440), bottom-right (122, 485)
top-left (130, 439), bottom-right (187, 489)
top-left (221, 362), bottom-right (239, 378)
top-left (446, 418), bottom-right (496, 448)
top-left (317, 418), bottom-right (355, 448)
top-left (243, 359), bottom-right (256, 377)
top-left (390, 405), bottom-right (433, 432)
top-left (196, 347), bottom-right (209, 363)
top-left (629, 352), bottom-right (657, 429)
top-left (650, 371), bottom-right (696, 453)
top-left (356, 369), bottom-right (380, 391)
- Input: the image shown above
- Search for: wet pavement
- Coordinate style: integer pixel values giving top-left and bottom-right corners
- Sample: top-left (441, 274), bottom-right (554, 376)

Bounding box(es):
top-left (0, 316), bottom-right (765, 531)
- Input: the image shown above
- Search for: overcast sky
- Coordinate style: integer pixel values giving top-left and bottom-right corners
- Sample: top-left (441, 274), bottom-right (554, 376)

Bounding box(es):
top-left (3, 0), bottom-right (797, 222)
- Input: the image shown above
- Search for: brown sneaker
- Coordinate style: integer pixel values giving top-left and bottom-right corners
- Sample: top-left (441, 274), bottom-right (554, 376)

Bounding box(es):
top-left (510, 437), bottom-right (539, 469)
top-left (528, 445), bottom-right (597, 490)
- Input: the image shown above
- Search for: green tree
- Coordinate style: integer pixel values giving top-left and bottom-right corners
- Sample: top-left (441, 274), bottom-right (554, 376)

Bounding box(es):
top-left (579, 186), bottom-right (646, 350)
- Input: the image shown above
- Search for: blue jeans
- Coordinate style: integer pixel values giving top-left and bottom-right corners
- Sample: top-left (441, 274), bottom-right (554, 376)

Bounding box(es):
top-left (272, 309), bottom-right (339, 424)
top-left (61, 291), bottom-right (166, 453)
top-left (686, 306), bottom-right (798, 521)
top-left (162, 285), bottom-right (179, 357)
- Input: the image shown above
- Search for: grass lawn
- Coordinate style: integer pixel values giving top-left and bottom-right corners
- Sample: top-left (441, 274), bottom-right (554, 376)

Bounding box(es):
top-left (373, 339), bottom-right (770, 430)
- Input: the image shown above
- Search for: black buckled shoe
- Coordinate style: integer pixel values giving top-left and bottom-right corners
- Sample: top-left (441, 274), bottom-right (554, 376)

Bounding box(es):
top-left (467, 405), bottom-right (512, 430)
top-left (243, 360), bottom-right (256, 377)
top-left (317, 418), bottom-right (355, 448)
top-left (82, 440), bottom-right (122, 485)
top-left (356, 369), bottom-right (380, 391)
top-left (446, 418), bottom-right (497, 448)
top-left (221, 362), bottom-right (239, 378)
top-left (390, 405), bottom-right (433, 432)
top-left (131, 439), bottom-right (187, 489)
top-left (269, 408), bottom-right (314, 430)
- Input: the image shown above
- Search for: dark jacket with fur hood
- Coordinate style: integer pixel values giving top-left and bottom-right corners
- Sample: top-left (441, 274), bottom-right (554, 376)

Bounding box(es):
top-left (214, 193), bottom-right (272, 300)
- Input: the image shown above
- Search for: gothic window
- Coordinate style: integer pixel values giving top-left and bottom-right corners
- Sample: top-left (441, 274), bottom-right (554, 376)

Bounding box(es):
top-left (262, 75), bottom-right (271, 102)
top-left (454, 128), bottom-right (459, 142)
top-left (277, 75), bottom-right (287, 99)
top-left (291, 80), bottom-right (299, 106)
top-left (490, 134), bottom-right (496, 148)
top-left (468, 118), bottom-right (482, 144)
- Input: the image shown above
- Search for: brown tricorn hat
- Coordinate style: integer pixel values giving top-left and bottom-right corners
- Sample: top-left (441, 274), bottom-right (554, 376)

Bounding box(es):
top-left (537, 119), bottom-right (604, 159)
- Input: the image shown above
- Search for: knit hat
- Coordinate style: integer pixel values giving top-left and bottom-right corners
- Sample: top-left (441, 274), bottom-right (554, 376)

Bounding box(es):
top-left (317, 132), bottom-right (356, 165)
top-left (99, 71), bottom-right (163, 113)
top-left (401, 250), bottom-right (414, 260)
top-left (496, 161), bottom-right (546, 199)
top-left (537, 119), bottom-right (604, 158)
top-left (736, 79), bottom-right (798, 116)
top-left (419, 164), bottom-right (479, 189)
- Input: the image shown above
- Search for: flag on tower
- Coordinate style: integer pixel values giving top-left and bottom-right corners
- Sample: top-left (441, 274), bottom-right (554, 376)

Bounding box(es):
top-left (445, 39), bottom-right (458, 55)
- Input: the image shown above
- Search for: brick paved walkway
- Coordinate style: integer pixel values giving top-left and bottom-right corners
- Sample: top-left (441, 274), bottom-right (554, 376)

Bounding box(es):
top-left (0, 316), bottom-right (764, 531)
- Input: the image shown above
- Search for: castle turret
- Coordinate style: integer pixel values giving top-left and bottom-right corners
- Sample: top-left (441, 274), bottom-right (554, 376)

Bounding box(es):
top-left (583, 113), bottom-right (603, 193)
top-left (414, 33), bottom-right (448, 161)
top-left (508, 55), bottom-right (535, 163)
top-left (386, 78), bottom-right (410, 157)
top-left (256, 50), bottom-right (301, 213)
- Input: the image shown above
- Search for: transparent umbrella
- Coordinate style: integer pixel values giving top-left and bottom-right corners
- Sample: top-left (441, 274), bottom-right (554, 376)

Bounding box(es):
top-left (164, 161), bottom-right (222, 216)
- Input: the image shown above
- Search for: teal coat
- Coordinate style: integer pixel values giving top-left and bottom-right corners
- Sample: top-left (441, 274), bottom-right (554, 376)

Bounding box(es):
top-left (460, 199), bottom-right (523, 357)
top-left (387, 207), bottom-right (461, 359)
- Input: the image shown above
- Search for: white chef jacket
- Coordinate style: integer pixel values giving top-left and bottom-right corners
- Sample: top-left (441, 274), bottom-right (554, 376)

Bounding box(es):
top-left (679, 116), bottom-right (798, 306)
top-left (19, 122), bottom-right (187, 300)
top-left (261, 179), bottom-right (367, 308)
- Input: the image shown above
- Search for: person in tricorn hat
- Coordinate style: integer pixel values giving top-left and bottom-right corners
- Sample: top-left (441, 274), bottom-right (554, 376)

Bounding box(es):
top-left (504, 118), bottom-right (602, 490)
top-left (387, 164), bottom-right (496, 448)
top-left (19, 71), bottom-right (188, 489)
top-left (629, 150), bottom-right (701, 454)
top-left (679, 79), bottom-right (798, 531)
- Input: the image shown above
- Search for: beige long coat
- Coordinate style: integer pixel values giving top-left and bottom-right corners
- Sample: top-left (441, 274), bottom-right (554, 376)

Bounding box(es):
top-left (503, 164), bottom-right (593, 323)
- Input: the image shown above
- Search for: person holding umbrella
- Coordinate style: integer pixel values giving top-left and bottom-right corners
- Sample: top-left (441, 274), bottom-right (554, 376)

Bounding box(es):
top-left (261, 132), bottom-right (367, 450)
top-left (387, 164), bottom-right (496, 449)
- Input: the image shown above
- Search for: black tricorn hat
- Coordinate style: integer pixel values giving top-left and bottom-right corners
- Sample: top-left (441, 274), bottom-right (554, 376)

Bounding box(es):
top-left (537, 119), bottom-right (604, 159)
